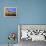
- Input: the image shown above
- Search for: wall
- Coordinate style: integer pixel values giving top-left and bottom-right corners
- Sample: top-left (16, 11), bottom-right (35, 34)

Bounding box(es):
top-left (0, 0), bottom-right (46, 44)
top-left (0, 0), bottom-right (19, 44)
top-left (19, 0), bottom-right (46, 24)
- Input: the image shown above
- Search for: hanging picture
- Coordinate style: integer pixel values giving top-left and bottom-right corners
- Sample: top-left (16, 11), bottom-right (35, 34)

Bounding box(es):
top-left (18, 24), bottom-right (46, 41)
top-left (4, 7), bottom-right (17, 16)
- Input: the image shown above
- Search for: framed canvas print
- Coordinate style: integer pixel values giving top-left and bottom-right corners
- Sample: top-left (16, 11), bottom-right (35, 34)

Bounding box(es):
top-left (18, 24), bottom-right (46, 41)
top-left (4, 7), bottom-right (17, 16)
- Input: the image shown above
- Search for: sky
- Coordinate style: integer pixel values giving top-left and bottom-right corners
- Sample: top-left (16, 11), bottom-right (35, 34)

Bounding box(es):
top-left (6, 8), bottom-right (16, 12)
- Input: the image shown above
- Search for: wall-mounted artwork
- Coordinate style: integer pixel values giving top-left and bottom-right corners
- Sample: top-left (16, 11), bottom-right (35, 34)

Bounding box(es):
top-left (4, 7), bottom-right (17, 16)
top-left (8, 32), bottom-right (18, 45)
top-left (18, 25), bottom-right (46, 41)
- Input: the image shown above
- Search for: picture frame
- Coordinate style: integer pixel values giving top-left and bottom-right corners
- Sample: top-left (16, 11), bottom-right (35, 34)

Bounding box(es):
top-left (4, 7), bottom-right (17, 16)
top-left (18, 24), bottom-right (46, 41)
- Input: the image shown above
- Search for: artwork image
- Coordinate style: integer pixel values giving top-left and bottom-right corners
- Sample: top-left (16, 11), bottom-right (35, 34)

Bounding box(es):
top-left (8, 32), bottom-right (18, 46)
top-left (4, 7), bottom-right (17, 16)
top-left (18, 25), bottom-right (46, 41)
